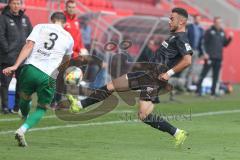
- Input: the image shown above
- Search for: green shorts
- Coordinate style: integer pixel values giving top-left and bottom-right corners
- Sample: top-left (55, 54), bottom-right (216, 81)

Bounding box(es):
top-left (19, 64), bottom-right (56, 105)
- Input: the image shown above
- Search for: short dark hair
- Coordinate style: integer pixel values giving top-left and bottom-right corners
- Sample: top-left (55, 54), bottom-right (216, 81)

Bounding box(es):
top-left (193, 14), bottom-right (200, 19)
top-left (66, 0), bottom-right (76, 6)
top-left (50, 12), bottom-right (66, 23)
top-left (8, 0), bottom-right (23, 4)
top-left (172, 7), bottom-right (188, 19)
top-left (214, 16), bottom-right (221, 22)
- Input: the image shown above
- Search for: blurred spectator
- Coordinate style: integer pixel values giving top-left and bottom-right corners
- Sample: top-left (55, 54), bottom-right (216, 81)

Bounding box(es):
top-left (80, 16), bottom-right (92, 52)
top-left (185, 14), bottom-right (204, 90)
top-left (0, 0), bottom-right (7, 3)
top-left (88, 42), bottom-right (108, 88)
top-left (196, 17), bottom-right (233, 97)
top-left (137, 38), bottom-right (161, 62)
top-left (53, 0), bottom-right (85, 105)
top-left (109, 38), bottom-right (134, 79)
top-left (0, 0), bottom-right (32, 114)
top-left (64, 0), bottom-right (85, 60)
top-left (154, 0), bottom-right (161, 6)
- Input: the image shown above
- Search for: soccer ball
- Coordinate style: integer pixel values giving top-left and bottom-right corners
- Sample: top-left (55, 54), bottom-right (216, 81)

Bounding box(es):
top-left (64, 66), bottom-right (83, 86)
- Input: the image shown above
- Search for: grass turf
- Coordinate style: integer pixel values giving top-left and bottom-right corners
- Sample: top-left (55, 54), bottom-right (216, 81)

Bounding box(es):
top-left (0, 85), bottom-right (240, 160)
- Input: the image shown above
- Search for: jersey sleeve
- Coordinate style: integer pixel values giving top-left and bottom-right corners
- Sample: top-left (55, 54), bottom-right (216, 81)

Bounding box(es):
top-left (26, 24), bottom-right (41, 42)
top-left (176, 38), bottom-right (193, 56)
top-left (65, 37), bottom-right (74, 56)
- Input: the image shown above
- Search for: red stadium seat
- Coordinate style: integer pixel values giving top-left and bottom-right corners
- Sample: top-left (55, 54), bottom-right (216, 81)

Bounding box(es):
top-left (160, 0), bottom-right (172, 10)
top-left (24, 0), bottom-right (47, 7)
top-left (82, 0), bottom-right (92, 6)
top-left (106, 1), bottom-right (113, 8)
top-left (173, 0), bottom-right (200, 15)
top-left (60, 2), bottom-right (65, 10)
top-left (227, 0), bottom-right (240, 8)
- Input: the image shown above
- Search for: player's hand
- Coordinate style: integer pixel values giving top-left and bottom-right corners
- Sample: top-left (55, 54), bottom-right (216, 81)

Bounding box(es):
top-left (202, 53), bottom-right (209, 60)
top-left (2, 66), bottom-right (17, 76)
top-left (229, 31), bottom-right (234, 38)
top-left (79, 48), bottom-right (89, 56)
top-left (158, 73), bottom-right (170, 81)
top-left (102, 62), bottom-right (107, 68)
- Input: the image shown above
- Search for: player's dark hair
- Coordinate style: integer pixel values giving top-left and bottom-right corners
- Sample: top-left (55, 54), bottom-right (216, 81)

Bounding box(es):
top-left (51, 12), bottom-right (66, 24)
top-left (8, 0), bottom-right (23, 4)
top-left (172, 7), bottom-right (188, 19)
top-left (193, 14), bottom-right (200, 19)
top-left (214, 16), bottom-right (221, 22)
top-left (66, 0), bottom-right (76, 6)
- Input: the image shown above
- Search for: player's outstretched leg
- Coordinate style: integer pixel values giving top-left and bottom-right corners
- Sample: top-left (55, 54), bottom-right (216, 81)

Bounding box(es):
top-left (138, 100), bottom-right (188, 147)
top-left (68, 71), bottom-right (155, 112)
top-left (68, 74), bottom-right (130, 112)
top-left (15, 105), bottom-right (47, 147)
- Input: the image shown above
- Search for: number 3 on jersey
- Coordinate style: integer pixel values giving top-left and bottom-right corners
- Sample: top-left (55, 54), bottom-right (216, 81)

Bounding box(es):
top-left (44, 33), bottom-right (58, 50)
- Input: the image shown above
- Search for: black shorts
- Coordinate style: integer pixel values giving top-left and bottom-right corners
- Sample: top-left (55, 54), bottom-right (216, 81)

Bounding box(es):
top-left (127, 71), bottom-right (169, 104)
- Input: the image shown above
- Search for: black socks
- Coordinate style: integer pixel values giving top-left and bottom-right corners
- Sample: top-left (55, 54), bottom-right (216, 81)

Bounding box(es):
top-left (81, 85), bottom-right (113, 108)
top-left (143, 113), bottom-right (177, 136)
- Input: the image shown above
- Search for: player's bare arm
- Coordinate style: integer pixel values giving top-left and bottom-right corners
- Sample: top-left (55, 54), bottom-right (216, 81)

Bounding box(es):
top-left (159, 54), bottom-right (192, 81)
top-left (3, 40), bottom-right (35, 76)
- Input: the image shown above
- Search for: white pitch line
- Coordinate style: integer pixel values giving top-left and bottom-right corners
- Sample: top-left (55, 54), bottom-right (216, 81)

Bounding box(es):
top-left (1, 109), bottom-right (240, 122)
top-left (0, 110), bottom-right (135, 122)
top-left (0, 120), bottom-right (138, 135)
top-left (191, 109), bottom-right (240, 117)
top-left (0, 109), bottom-right (240, 135)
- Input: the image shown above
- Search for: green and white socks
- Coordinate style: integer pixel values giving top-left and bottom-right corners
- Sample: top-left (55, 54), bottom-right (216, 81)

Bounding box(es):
top-left (18, 107), bottom-right (46, 134)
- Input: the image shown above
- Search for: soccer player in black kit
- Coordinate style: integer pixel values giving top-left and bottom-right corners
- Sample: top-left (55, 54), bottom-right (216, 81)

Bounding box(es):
top-left (68, 8), bottom-right (192, 146)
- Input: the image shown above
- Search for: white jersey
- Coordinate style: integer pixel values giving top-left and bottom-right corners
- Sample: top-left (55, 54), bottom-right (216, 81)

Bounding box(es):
top-left (25, 24), bottom-right (74, 77)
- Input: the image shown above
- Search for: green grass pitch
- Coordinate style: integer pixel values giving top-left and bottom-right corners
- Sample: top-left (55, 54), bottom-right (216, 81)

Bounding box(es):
top-left (0, 85), bottom-right (240, 160)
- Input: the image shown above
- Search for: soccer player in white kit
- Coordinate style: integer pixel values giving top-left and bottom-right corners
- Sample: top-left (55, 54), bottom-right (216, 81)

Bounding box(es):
top-left (3, 12), bottom-right (74, 147)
